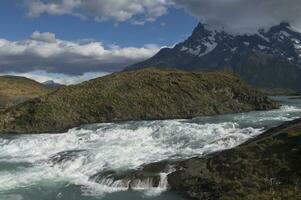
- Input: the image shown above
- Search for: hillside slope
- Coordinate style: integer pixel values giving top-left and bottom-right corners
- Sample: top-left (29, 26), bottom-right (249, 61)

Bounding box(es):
top-left (0, 68), bottom-right (277, 134)
top-left (128, 23), bottom-right (301, 93)
top-left (0, 76), bottom-right (52, 111)
top-left (168, 118), bottom-right (301, 199)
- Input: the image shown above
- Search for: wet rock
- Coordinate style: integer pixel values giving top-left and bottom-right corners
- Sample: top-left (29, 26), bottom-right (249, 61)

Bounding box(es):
top-left (90, 160), bottom-right (172, 189)
top-left (90, 170), bottom-right (161, 189)
top-left (48, 150), bottom-right (90, 165)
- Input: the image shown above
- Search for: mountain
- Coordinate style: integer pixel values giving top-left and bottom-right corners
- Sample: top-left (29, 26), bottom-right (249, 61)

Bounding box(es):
top-left (128, 23), bottom-right (301, 93)
top-left (0, 68), bottom-right (277, 134)
top-left (0, 76), bottom-right (52, 111)
top-left (42, 80), bottom-right (64, 88)
top-left (168, 118), bottom-right (301, 199)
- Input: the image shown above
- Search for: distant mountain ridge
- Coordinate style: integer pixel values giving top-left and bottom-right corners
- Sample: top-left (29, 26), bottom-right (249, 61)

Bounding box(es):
top-left (42, 80), bottom-right (64, 88)
top-left (128, 23), bottom-right (301, 93)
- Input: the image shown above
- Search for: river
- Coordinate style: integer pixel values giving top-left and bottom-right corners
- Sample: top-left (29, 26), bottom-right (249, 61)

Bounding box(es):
top-left (0, 96), bottom-right (300, 200)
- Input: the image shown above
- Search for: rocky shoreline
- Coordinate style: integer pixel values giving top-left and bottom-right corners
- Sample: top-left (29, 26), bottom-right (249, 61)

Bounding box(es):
top-left (81, 117), bottom-right (301, 199)
top-left (167, 118), bottom-right (301, 200)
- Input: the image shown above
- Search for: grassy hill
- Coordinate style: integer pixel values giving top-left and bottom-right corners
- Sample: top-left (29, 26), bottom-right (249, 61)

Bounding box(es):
top-left (0, 68), bottom-right (278, 134)
top-left (0, 76), bottom-right (52, 111)
top-left (168, 118), bottom-right (301, 199)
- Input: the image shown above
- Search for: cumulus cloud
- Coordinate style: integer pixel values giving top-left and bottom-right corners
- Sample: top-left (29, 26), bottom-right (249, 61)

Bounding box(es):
top-left (0, 32), bottom-right (161, 75)
top-left (25, 0), bottom-right (172, 25)
top-left (24, 0), bottom-right (301, 33)
top-left (174, 0), bottom-right (301, 33)
top-left (30, 31), bottom-right (57, 43)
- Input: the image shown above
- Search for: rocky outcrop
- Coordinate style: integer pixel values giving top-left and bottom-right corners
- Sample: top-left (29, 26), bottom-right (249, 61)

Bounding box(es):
top-left (167, 118), bottom-right (301, 200)
top-left (89, 161), bottom-right (172, 190)
top-left (0, 68), bottom-right (278, 134)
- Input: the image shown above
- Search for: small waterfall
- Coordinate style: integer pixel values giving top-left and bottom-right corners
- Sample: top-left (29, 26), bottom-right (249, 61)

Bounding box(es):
top-left (93, 172), bottom-right (169, 191)
top-left (158, 173), bottom-right (168, 189)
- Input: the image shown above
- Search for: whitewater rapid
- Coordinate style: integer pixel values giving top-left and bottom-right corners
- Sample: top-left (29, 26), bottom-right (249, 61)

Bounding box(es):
top-left (0, 96), bottom-right (300, 200)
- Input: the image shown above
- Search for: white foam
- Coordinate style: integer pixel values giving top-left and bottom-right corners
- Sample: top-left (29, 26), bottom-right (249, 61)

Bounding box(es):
top-left (0, 195), bottom-right (23, 200)
top-left (0, 121), bottom-right (262, 194)
top-left (0, 102), bottom-right (300, 197)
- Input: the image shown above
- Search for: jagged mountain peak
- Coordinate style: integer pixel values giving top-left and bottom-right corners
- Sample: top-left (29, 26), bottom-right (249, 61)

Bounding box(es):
top-left (190, 23), bottom-right (220, 36)
top-left (267, 22), bottom-right (291, 33)
top-left (197, 21), bottom-right (292, 35)
top-left (128, 22), bottom-right (301, 93)
top-left (172, 22), bottom-right (301, 63)
top-left (137, 22), bottom-right (301, 63)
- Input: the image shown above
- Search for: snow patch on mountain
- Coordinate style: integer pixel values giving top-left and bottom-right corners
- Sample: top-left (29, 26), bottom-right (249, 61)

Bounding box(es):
top-left (187, 46), bottom-right (201, 56)
top-left (258, 45), bottom-right (267, 50)
top-left (257, 33), bottom-right (270, 42)
top-left (199, 42), bottom-right (218, 56)
top-left (131, 22), bottom-right (301, 73)
top-left (280, 31), bottom-right (290, 37)
top-left (178, 23), bottom-right (301, 64)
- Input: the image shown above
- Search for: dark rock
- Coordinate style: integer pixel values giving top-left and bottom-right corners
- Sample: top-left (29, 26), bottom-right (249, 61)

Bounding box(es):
top-left (90, 161), bottom-right (172, 189)
top-left (48, 150), bottom-right (90, 165)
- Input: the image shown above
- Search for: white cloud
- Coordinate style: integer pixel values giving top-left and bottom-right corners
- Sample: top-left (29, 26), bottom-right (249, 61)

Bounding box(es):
top-left (30, 31), bottom-right (57, 43)
top-left (24, 0), bottom-right (301, 33)
top-left (0, 71), bottom-right (109, 85)
top-left (0, 31), bottom-right (162, 74)
top-left (173, 0), bottom-right (301, 34)
top-left (25, 0), bottom-right (172, 25)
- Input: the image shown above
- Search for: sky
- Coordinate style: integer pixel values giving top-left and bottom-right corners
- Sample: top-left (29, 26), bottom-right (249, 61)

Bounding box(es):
top-left (0, 1), bottom-right (197, 84)
top-left (0, 0), bottom-right (301, 84)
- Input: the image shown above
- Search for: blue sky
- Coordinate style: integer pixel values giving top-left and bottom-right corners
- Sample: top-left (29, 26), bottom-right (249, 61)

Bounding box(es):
top-left (0, 0), bottom-right (199, 83)
top-left (0, 1), bottom-right (197, 47)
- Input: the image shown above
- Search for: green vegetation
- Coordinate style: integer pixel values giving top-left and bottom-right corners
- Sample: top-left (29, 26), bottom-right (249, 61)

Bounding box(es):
top-left (0, 76), bottom-right (51, 111)
top-left (168, 119), bottom-right (301, 200)
top-left (0, 68), bottom-right (278, 134)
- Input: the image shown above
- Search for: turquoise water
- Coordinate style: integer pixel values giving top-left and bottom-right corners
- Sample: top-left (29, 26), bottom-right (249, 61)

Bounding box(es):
top-left (0, 96), bottom-right (300, 200)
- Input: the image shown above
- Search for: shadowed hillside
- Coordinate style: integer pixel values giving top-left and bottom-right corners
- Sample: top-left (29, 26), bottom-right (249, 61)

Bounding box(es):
top-left (0, 76), bottom-right (52, 111)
